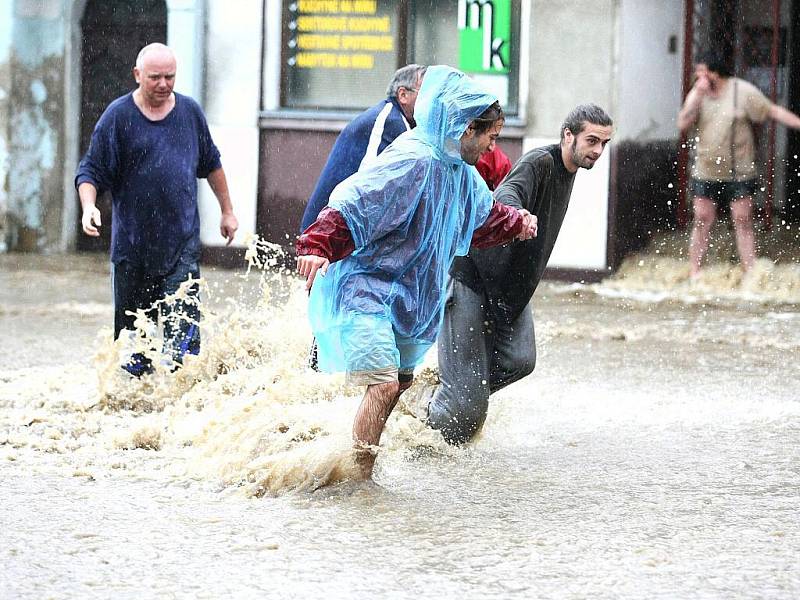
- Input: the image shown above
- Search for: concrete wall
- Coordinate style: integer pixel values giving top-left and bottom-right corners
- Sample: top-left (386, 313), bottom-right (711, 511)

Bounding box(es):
top-left (198, 0), bottom-right (261, 250)
top-left (0, 1), bottom-right (12, 252)
top-left (526, 0), bottom-right (618, 271)
top-left (7, 0), bottom-right (67, 252)
top-left (613, 0), bottom-right (685, 263)
top-left (527, 0), bottom-right (618, 139)
top-left (616, 0), bottom-right (684, 141)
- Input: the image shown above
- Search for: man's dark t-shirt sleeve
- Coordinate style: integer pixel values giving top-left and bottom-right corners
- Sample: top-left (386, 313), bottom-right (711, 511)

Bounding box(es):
top-left (75, 107), bottom-right (122, 193)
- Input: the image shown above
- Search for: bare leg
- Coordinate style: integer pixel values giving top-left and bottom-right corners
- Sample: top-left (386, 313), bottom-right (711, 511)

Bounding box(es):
top-left (688, 196), bottom-right (717, 278)
top-left (352, 380), bottom-right (406, 478)
top-left (730, 196), bottom-right (756, 272)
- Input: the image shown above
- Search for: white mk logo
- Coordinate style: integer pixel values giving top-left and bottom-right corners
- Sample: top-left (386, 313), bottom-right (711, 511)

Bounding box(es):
top-left (457, 0), bottom-right (506, 70)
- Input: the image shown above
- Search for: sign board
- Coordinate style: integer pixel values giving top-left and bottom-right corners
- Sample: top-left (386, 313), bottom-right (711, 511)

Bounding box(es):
top-left (457, 0), bottom-right (511, 74)
top-left (283, 0), bottom-right (400, 110)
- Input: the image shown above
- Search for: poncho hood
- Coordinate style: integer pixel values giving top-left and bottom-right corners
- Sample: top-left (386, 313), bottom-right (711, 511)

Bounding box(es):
top-left (413, 65), bottom-right (499, 162)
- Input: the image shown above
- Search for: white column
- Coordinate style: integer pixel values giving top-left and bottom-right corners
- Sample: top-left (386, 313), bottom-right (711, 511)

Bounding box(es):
top-left (197, 0), bottom-right (262, 249)
top-left (166, 0), bottom-right (205, 102)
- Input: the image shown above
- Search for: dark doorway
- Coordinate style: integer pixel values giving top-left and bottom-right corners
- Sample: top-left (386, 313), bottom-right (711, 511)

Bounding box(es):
top-left (77, 0), bottom-right (167, 251)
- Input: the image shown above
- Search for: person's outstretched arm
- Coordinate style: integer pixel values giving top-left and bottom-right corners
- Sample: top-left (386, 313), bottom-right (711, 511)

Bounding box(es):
top-left (296, 207), bottom-right (356, 290)
top-left (769, 104), bottom-right (800, 130)
top-left (471, 203), bottom-right (537, 248)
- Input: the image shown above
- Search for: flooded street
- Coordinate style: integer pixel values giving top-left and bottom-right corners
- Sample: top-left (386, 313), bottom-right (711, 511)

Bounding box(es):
top-left (1, 252), bottom-right (799, 599)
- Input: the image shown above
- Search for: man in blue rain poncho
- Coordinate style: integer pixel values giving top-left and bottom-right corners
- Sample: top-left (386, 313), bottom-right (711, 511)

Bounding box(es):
top-left (296, 66), bottom-right (537, 478)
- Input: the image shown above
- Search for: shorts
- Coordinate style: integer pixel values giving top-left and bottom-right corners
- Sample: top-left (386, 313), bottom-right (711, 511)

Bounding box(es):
top-left (690, 178), bottom-right (758, 205)
top-left (339, 313), bottom-right (431, 386)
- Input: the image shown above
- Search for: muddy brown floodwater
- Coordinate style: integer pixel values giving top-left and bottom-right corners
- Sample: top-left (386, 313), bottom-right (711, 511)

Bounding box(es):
top-left (1, 249), bottom-right (799, 599)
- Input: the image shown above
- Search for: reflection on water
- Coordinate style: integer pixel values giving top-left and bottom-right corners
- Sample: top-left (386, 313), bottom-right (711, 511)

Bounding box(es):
top-left (1, 247), bottom-right (799, 599)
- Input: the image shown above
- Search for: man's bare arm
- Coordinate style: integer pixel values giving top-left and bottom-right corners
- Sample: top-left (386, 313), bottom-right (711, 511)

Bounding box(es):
top-left (78, 182), bottom-right (102, 237)
top-left (207, 167), bottom-right (238, 245)
top-left (769, 104), bottom-right (800, 130)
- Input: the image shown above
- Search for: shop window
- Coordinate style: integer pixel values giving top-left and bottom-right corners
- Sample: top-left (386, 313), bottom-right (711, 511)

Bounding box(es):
top-left (409, 0), bottom-right (520, 115)
top-left (277, 0), bottom-right (520, 114)
top-left (281, 0), bottom-right (407, 110)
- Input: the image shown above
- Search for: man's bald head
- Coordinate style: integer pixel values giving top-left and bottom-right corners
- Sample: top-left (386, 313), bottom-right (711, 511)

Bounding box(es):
top-left (135, 43), bottom-right (176, 71)
top-left (133, 43), bottom-right (177, 110)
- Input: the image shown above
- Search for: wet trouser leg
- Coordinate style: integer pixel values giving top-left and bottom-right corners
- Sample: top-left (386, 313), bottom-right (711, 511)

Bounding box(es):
top-left (426, 279), bottom-right (536, 444)
top-left (113, 262), bottom-right (161, 373)
top-left (113, 262), bottom-right (161, 339)
top-left (161, 249), bottom-right (202, 363)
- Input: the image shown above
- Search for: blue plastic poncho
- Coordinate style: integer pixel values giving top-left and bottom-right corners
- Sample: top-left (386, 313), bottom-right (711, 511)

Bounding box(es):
top-left (308, 65), bottom-right (497, 374)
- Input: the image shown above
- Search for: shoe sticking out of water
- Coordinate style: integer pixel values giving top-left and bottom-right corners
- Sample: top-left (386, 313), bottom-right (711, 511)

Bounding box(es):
top-left (121, 353), bottom-right (154, 378)
top-left (397, 383), bottom-right (436, 422)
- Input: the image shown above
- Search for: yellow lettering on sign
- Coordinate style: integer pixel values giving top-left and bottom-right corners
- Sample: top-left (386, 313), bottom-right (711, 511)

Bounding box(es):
top-left (351, 54), bottom-right (374, 68)
top-left (297, 0), bottom-right (340, 13)
top-left (340, 35), bottom-right (393, 51)
top-left (352, 0), bottom-right (377, 13)
top-left (346, 16), bottom-right (390, 32)
top-left (297, 15), bottom-right (349, 31)
top-left (295, 52), bottom-right (375, 69)
top-left (296, 52), bottom-right (339, 68)
top-left (297, 34), bottom-right (341, 50)
top-left (297, 0), bottom-right (375, 14)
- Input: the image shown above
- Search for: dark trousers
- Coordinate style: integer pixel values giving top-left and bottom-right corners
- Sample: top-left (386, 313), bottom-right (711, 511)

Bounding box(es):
top-left (112, 248), bottom-right (201, 363)
top-left (427, 279), bottom-right (536, 444)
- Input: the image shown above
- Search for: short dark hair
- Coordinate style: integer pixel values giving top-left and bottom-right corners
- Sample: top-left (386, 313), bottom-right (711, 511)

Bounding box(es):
top-left (386, 64), bottom-right (427, 97)
top-left (560, 103), bottom-right (613, 141)
top-left (471, 101), bottom-right (505, 134)
top-left (698, 50), bottom-right (733, 78)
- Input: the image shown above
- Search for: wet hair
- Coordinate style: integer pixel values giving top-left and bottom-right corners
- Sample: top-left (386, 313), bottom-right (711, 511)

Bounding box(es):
top-left (698, 50), bottom-right (734, 78)
top-left (386, 64), bottom-right (428, 97)
top-left (560, 103), bottom-right (613, 141)
top-left (470, 101), bottom-right (505, 134)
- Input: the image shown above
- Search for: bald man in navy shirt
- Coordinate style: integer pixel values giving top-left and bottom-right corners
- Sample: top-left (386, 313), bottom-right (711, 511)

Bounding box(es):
top-left (77, 43), bottom-right (238, 377)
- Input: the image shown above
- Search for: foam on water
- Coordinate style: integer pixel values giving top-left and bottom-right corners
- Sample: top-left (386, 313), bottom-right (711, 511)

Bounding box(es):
top-left (2, 229), bottom-right (798, 498)
top-left (3, 242), bottom-right (800, 598)
top-left (0, 237), bottom-right (446, 496)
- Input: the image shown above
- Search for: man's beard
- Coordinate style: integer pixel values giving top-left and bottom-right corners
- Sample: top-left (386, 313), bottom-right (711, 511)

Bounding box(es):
top-left (571, 139), bottom-right (595, 170)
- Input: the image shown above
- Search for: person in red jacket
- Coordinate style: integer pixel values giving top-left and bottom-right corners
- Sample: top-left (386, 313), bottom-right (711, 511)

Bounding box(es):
top-left (476, 144), bottom-right (512, 191)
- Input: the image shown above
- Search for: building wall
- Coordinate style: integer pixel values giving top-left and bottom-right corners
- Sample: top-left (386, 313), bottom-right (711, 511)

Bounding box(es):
top-left (6, 0), bottom-right (66, 252)
top-left (613, 0), bottom-right (685, 262)
top-left (0, 0), bottom-right (693, 270)
top-left (0, 1), bottom-right (12, 252)
top-left (617, 0), bottom-right (684, 141)
top-left (526, 0), bottom-right (618, 271)
top-left (199, 0), bottom-right (261, 252)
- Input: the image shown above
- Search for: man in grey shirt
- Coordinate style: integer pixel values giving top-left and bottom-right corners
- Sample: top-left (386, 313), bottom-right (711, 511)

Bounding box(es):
top-left (406, 104), bottom-right (613, 444)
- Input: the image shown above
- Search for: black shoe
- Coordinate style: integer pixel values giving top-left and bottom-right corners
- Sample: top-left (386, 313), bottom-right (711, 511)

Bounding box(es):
top-left (121, 353), bottom-right (154, 378)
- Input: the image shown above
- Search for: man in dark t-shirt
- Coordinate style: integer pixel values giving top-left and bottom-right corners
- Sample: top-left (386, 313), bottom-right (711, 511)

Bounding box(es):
top-left (404, 104), bottom-right (613, 444)
top-left (76, 43), bottom-right (238, 376)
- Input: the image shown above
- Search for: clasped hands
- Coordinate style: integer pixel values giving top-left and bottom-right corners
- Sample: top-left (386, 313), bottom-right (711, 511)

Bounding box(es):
top-left (516, 209), bottom-right (538, 241)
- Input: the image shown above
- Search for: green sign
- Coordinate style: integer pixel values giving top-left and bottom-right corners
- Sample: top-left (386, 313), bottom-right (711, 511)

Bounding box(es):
top-left (458, 0), bottom-right (511, 74)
